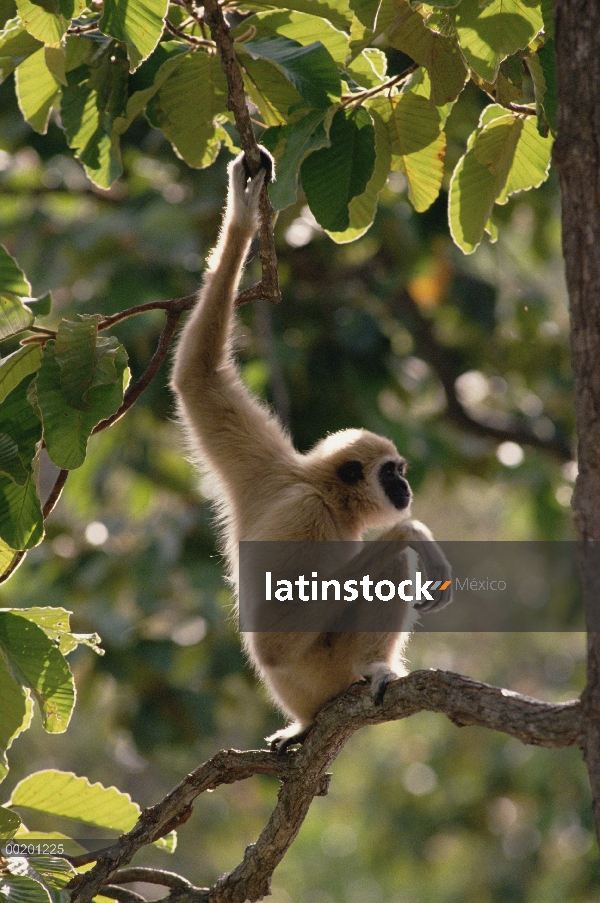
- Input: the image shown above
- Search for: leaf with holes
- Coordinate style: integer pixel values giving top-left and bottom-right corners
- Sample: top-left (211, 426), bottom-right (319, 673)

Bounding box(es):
top-left (0, 612), bottom-right (74, 732)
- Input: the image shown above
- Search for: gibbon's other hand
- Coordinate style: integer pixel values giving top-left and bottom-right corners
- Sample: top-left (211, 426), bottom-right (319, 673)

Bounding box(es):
top-left (242, 145), bottom-right (275, 184)
top-left (413, 540), bottom-right (453, 613)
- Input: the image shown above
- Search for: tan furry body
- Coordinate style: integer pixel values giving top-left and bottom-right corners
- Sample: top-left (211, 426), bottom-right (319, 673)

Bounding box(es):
top-left (171, 154), bottom-right (450, 748)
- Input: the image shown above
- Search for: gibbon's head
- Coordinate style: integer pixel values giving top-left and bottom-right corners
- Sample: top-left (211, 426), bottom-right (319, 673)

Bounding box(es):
top-left (306, 428), bottom-right (412, 530)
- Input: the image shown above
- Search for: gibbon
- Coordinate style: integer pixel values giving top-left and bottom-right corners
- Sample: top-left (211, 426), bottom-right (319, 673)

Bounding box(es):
top-left (171, 150), bottom-right (452, 752)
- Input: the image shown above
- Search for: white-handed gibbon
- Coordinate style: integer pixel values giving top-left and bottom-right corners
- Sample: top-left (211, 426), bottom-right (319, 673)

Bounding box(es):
top-left (171, 149), bottom-right (451, 752)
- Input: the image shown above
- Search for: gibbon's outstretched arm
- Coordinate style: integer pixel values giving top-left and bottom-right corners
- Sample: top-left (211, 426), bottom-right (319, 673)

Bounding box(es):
top-left (171, 151), bottom-right (295, 521)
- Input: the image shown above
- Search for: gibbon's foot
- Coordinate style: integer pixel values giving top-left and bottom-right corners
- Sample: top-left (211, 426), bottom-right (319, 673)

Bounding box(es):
top-left (369, 668), bottom-right (400, 706)
top-left (268, 723), bottom-right (313, 755)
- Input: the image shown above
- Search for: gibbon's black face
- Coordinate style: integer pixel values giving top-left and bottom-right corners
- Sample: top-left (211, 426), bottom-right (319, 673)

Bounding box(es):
top-left (378, 459), bottom-right (412, 510)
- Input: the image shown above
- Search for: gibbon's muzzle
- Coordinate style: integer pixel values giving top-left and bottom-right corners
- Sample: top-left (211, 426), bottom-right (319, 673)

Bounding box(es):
top-left (379, 462), bottom-right (412, 510)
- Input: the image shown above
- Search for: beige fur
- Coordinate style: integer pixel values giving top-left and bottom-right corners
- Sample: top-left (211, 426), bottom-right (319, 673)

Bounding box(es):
top-left (171, 152), bottom-right (451, 751)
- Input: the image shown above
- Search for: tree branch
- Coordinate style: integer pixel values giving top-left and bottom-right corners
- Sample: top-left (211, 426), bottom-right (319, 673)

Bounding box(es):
top-left (68, 670), bottom-right (582, 903)
top-left (203, 0), bottom-right (281, 307)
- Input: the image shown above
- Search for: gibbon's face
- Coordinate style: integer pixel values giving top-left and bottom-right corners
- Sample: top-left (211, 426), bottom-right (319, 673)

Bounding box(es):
top-left (308, 429), bottom-right (413, 530)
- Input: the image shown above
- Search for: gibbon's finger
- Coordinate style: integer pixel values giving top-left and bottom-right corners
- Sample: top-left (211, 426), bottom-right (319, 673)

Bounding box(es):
top-left (242, 145), bottom-right (275, 184)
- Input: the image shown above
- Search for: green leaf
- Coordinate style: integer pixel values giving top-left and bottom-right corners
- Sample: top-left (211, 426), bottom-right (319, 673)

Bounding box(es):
top-left (147, 50), bottom-right (229, 169)
top-left (0, 537), bottom-right (19, 580)
top-left (349, 0), bottom-right (379, 28)
top-left (0, 433), bottom-right (28, 485)
top-left (237, 10), bottom-right (349, 64)
top-left (0, 656), bottom-right (33, 784)
top-left (301, 107), bottom-right (376, 232)
top-left (263, 109), bottom-right (331, 210)
top-left (0, 346), bottom-right (42, 405)
top-left (0, 612), bottom-right (75, 732)
top-left (449, 106), bottom-right (553, 253)
top-left (244, 35), bottom-right (341, 108)
top-left (5, 856), bottom-right (76, 892)
top-left (30, 337), bottom-right (128, 470)
top-left (24, 291), bottom-right (51, 317)
top-left (15, 45), bottom-right (61, 134)
top-left (378, 0), bottom-right (467, 105)
top-left (370, 90), bottom-right (445, 212)
top-left (15, 0), bottom-right (84, 44)
top-left (0, 294), bottom-right (34, 340)
top-left (9, 770), bottom-right (176, 851)
top-left (238, 49), bottom-right (305, 126)
top-left (0, 474), bottom-right (43, 550)
top-left (0, 805), bottom-right (22, 837)
top-left (54, 316), bottom-right (99, 409)
top-left (0, 246), bottom-right (30, 296)
top-left (346, 47), bottom-right (387, 88)
top-left (237, 0), bottom-right (353, 31)
top-left (537, 39), bottom-right (556, 133)
top-left (327, 105), bottom-right (391, 242)
top-left (112, 40), bottom-right (188, 141)
top-left (100, 0), bottom-right (168, 71)
top-left (0, 17), bottom-right (42, 85)
top-left (0, 875), bottom-right (51, 903)
top-left (15, 607), bottom-right (103, 656)
top-left (61, 44), bottom-right (129, 188)
top-left (541, 0), bottom-right (553, 38)
top-left (0, 376), bottom-right (43, 550)
top-left (452, 0), bottom-right (543, 82)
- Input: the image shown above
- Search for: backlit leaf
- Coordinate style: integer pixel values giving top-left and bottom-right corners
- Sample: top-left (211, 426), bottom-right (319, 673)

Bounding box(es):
top-left (100, 0), bottom-right (168, 71)
top-left (452, 0), bottom-right (543, 82)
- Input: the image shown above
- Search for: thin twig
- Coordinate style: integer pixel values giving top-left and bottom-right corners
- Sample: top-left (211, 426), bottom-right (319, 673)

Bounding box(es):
top-left (341, 63), bottom-right (419, 107)
top-left (163, 19), bottom-right (215, 47)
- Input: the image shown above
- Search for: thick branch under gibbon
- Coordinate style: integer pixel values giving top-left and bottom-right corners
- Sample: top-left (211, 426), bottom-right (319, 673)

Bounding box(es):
top-left (68, 670), bottom-right (582, 903)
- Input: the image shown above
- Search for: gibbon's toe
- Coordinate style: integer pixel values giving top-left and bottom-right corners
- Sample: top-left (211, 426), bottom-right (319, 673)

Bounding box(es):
top-left (370, 670), bottom-right (397, 706)
top-left (268, 724), bottom-right (313, 755)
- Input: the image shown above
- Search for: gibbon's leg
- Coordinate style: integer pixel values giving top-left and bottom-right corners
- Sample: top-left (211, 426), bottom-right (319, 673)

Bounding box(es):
top-left (171, 151), bottom-right (295, 519)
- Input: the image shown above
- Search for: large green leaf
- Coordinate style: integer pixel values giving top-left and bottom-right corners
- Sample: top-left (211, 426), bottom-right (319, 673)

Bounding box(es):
top-left (0, 805), bottom-right (22, 837)
top-left (5, 856), bottom-right (75, 892)
top-left (112, 40), bottom-right (189, 141)
top-left (147, 50), bottom-right (229, 169)
top-left (16, 0), bottom-right (84, 43)
top-left (262, 109), bottom-right (331, 210)
top-left (238, 10), bottom-right (349, 64)
top-left (0, 657), bottom-right (33, 784)
top-left (0, 246), bottom-right (30, 296)
top-left (237, 0), bottom-right (353, 30)
top-left (452, 0), bottom-right (544, 82)
top-left (0, 875), bottom-right (51, 903)
top-left (60, 45), bottom-right (129, 188)
top-left (238, 49), bottom-right (305, 126)
top-left (0, 294), bottom-right (34, 340)
top-left (0, 345), bottom-right (42, 404)
top-left (346, 47), bottom-right (387, 88)
top-left (301, 106), bottom-right (376, 232)
top-left (15, 45), bottom-right (61, 134)
top-left (327, 105), bottom-right (391, 242)
top-left (370, 90), bottom-right (445, 212)
top-left (449, 106), bottom-right (553, 253)
top-left (244, 35), bottom-right (341, 108)
top-left (9, 770), bottom-right (176, 851)
top-left (377, 0), bottom-right (467, 105)
top-left (30, 337), bottom-right (128, 470)
top-left (536, 39), bottom-right (556, 133)
top-left (0, 375), bottom-right (43, 550)
top-left (100, 0), bottom-right (168, 71)
top-left (53, 316), bottom-right (99, 409)
top-left (0, 17), bottom-right (42, 85)
top-left (0, 612), bottom-right (74, 732)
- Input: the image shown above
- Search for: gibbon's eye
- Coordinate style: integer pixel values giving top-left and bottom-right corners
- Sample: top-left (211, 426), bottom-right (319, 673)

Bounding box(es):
top-left (337, 460), bottom-right (365, 485)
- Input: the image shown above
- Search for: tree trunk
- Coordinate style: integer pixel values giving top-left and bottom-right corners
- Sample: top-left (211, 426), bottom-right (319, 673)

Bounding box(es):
top-left (553, 0), bottom-right (600, 845)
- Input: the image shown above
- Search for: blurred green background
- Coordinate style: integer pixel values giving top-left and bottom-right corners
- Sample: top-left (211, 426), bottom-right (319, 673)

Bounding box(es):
top-left (0, 57), bottom-right (595, 903)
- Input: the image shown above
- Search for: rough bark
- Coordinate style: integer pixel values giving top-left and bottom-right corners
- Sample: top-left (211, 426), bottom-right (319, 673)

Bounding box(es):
top-left (553, 0), bottom-right (600, 845)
